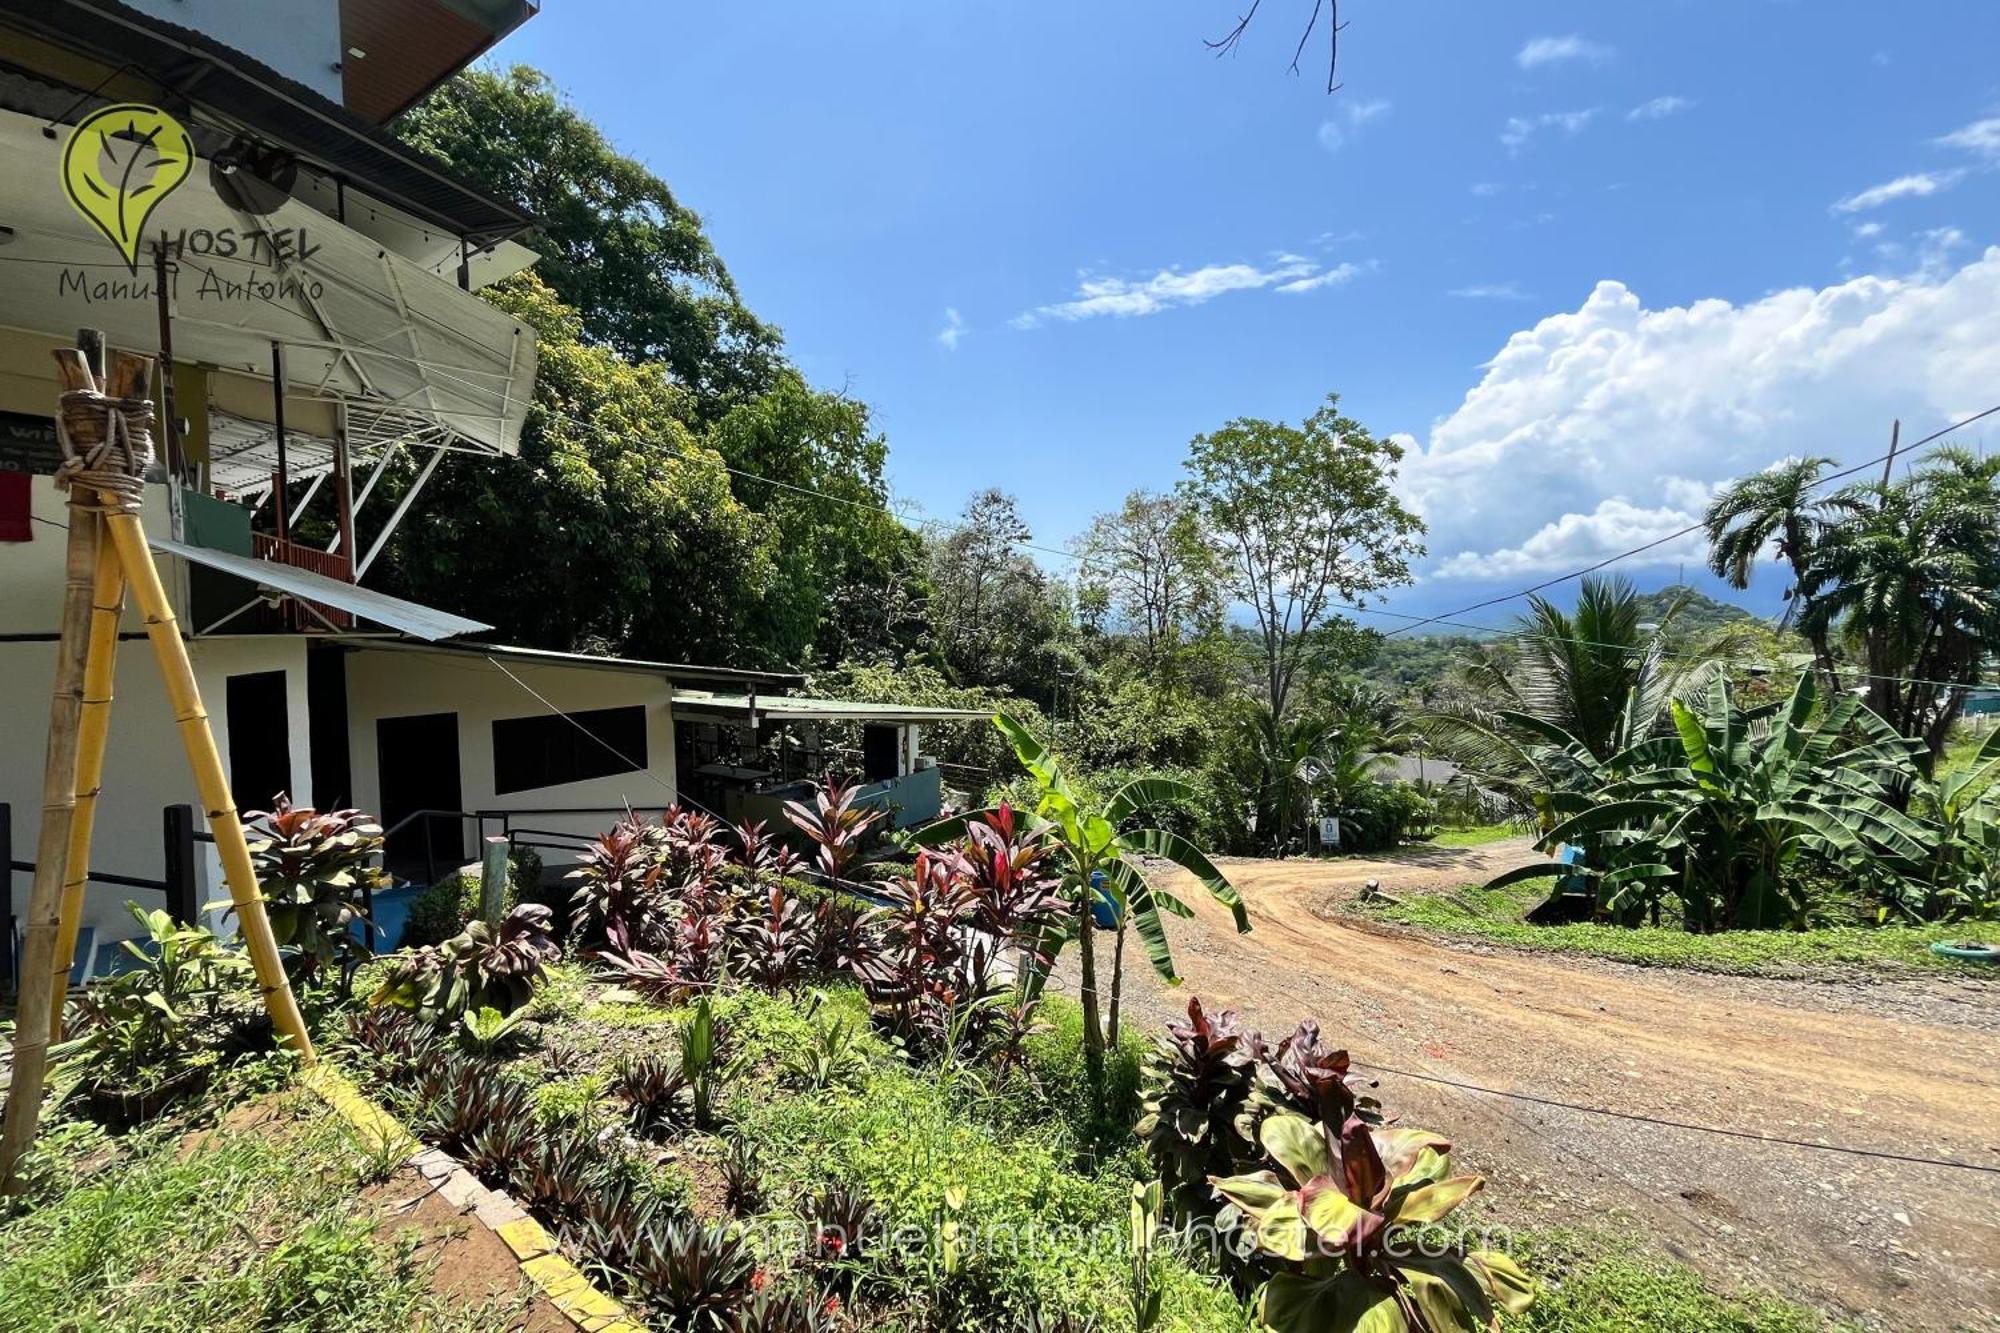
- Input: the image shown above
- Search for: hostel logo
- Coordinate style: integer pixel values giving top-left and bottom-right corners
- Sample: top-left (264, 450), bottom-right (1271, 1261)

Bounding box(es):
top-left (60, 103), bottom-right (194, 272)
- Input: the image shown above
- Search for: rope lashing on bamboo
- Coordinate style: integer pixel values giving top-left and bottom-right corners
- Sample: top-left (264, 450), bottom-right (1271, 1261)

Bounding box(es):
top-left (53, 385), bottom-right (155, 513)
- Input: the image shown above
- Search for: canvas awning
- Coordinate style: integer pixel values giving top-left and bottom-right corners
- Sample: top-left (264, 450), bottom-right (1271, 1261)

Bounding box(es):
top-left (670, 690), bottom-right (990, 725)
top-left (153, 537), bottom-right (489, 641)
top-left (0, 104), bottom-right (537, 460)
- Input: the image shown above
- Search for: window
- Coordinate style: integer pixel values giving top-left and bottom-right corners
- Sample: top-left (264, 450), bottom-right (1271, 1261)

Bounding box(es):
top-left (492, 705), bottom-right (647, 795)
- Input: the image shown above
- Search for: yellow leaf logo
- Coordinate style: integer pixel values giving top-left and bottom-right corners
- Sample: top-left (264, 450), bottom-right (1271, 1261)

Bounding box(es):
top-left (61, 103), bottom-right (194, 272)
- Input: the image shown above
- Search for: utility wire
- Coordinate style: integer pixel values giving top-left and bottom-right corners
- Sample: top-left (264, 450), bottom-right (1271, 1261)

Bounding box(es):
top-left (1353, 1058), bottom-right (2000, 1177)
top-left (1382, 402), bottom-right (2000, 639)
top-left (15, 247), bottom-right (1997, 693)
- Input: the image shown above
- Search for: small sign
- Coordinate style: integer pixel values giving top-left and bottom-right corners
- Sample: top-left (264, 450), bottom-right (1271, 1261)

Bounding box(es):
top-left (1318, 815), bottom-right (1341, 848)
top-left (0, 411), bottom-right (63, 476)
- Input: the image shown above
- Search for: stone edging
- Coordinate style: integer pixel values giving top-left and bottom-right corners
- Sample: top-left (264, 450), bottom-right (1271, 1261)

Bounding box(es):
top-left (301, 1064), bottom-right (644, 1333)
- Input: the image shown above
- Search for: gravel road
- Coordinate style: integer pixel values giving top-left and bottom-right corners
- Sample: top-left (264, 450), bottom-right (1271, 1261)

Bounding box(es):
top-left (1062, 840), bottom-right (2000, 1331)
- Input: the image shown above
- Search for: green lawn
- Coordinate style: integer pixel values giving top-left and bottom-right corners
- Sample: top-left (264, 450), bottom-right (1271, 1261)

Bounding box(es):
top-left (1421, 823), bottom-right (1527, 848)
top-left (1356, 879), bottom-right (1984, 975)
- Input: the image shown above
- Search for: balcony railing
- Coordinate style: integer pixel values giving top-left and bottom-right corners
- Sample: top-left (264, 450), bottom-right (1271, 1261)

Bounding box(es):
top-left (251, 534), bottom-right (354, 629)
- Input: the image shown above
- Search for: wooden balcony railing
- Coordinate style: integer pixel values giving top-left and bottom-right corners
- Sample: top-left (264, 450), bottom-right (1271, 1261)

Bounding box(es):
top-left (251, 534), bottom-right (355, 629)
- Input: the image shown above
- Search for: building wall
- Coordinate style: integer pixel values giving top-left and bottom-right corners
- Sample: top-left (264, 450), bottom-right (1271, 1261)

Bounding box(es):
top-left (119, 0), bottom-right (345, 101)
top-left (0, 626), bottom-right (311, 972)
top-left (342, 647), bottom-right (680, 875)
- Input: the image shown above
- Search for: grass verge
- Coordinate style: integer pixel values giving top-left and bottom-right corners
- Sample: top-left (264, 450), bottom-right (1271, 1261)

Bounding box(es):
top-left (1357, 880), bottom-right (1979, 975)
top-left (1504, 1229), bottom-right (1853, 1331)
top-left (1421, 824), bottom-right (1527, 849)
top-left (0, 1087), bottom-right (514, 1333)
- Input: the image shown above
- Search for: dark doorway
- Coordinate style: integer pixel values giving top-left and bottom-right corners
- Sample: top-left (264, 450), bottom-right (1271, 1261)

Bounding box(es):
top-left (376, 712), bottom-right (462, 880)
top-left (306, 643), bottom-right (351, 809)
top-left (225, 670), bottom-right (291, 814)
top-left (861, 724), bottom-right (900, 784)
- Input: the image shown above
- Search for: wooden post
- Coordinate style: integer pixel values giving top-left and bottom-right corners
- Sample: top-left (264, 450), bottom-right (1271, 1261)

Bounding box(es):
top-left (47, 469), bottom-right (130, 1041)
top-left (0, 341), bottom-right (104, 1193)
top-left (162, 804), bottom-right (199, 927)
top-left (100, 507), bottom-right (314, 1064)
top-left (479, 835), bottom-right (509, 928)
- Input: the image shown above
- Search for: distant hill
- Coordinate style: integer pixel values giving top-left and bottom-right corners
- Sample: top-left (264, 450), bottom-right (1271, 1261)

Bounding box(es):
top-left (1637, 584), bottom-right (1766, 643)
top-left (1348, 584), bottom-right (1766, 697)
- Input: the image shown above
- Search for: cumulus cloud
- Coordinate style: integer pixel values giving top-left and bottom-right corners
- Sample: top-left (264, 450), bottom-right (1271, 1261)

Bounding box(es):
top-left (1501, 108), bottom-right (1597, 153)
top-left (937, 307), bottom-right (966, 351)
top-left (1318, 97), bottom-right (1392, 152)
top-left (1401, 249), bottom-right (2000, 580)
top-left (1628, 95), bottom-right (1694, 121)
top-left (1013, 253), bottom-right (1363, 326)
top-left (1832, 169), bottom-right (1967, 213)
top-left (1517, 35), bottom-right (1613, 69)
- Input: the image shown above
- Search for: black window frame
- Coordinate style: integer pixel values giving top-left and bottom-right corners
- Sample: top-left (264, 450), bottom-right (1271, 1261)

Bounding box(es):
top-left (491, 705), bottom-right (648, 795)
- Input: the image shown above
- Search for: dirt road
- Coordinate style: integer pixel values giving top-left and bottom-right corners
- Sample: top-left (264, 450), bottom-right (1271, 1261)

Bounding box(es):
top-left (1084, 840), bottom-right (2000, 1330)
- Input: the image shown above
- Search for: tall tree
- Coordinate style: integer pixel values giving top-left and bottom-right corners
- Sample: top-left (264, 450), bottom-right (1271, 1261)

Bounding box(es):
top-left (1797, 448), bottom-right (2000, 760)
top-left (1702, 456), bottom-right (1838, 683)
top-left (925, 490), bottom-right (1073, 702)
top-left (705, 371), bottom-right (924, 666)
top-left (397, 66), bottom-right (781, 410)
top-left (1179, 393), bottom-right (1424, 723)
top-left (1076, 490), bottom-right (1222, 664)
top-left (383, 275), bottom-right (774, 662)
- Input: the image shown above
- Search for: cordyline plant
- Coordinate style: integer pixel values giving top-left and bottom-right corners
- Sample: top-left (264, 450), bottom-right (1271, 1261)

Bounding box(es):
top-left (784, 774), bottom-right (886, 888)
top-left (370, 904), bottom-right (560, 1022)
top-left (568, 823), bottom-right (669, 953)
top-left (1213, 1112), bottom-right (1533, 1332)
top-left (919, 714), bottom-right (1248, 1095)
top-left (1135, 998), bottom-right (1261, 1223)
top-left (244, 796), bottom-right (386, 992)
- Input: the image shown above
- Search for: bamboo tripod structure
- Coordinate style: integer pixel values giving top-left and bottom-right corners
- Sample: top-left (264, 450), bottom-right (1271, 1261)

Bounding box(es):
top-left (0, 339), bottom-right (314, 1194)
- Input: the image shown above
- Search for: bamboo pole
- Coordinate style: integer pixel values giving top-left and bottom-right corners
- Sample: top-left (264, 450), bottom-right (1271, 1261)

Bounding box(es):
top-left (98, 508), bottom-right (315, 1064)
top-left (46, 504), bottom-right (128, 1042)
top-left (0, 355), bottom-right (104, 1195)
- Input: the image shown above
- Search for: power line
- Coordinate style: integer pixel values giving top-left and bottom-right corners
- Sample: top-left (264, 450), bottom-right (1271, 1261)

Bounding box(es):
top-left (1354, 1059), bottom-right (2000, 1177)
top-left (1382, 403), bottom-right (2000, 639)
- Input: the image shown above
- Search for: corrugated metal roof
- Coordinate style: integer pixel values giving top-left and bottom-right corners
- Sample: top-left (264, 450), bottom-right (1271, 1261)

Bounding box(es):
top-left (671, 690), bottom-right (991, 724)
top-left (154, 538), bottom-right (489, 641)
top-left (366, 639), bottom-right (802, 689)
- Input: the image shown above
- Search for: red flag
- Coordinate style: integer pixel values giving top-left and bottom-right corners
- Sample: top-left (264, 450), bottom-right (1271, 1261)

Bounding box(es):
top-left (0, 471), bottom-right (29, 542)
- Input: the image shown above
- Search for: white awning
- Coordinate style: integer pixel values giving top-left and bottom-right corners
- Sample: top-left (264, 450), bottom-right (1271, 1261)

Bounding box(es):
top-left (0, 105), bottom-right (536, 460)
top-left (153, 537), bottom-right (489, 641)
top-left (670, 690), bottom-right (990, 725)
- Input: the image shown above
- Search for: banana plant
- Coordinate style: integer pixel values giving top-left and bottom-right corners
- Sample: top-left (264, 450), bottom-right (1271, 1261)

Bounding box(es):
top-left (1211, 1112), bottom-right (1532, 1332)
top-left (1896, 726), bottom-right (2000, 921)
top-left (1488, 672), bottom-right (1933, 930)
top-left (917, 712), bottom-right (1248, 1090)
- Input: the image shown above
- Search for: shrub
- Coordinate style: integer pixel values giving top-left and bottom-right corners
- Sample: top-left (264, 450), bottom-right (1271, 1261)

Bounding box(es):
top-left (243, 796), bottom-right (386, 988)
top-left (1134, 998), bottom-right (1260, 1223)
top-left (401, 847), bottom-right (546, 948)
top-left (1335, 780), bottom-right (1435, 853)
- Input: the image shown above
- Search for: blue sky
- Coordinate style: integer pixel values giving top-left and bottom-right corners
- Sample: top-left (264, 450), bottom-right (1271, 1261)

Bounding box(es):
top-left (494, 1), bottom-right (2000, 627)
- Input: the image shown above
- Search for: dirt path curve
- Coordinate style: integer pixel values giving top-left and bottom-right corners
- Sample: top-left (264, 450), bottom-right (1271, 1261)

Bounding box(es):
top-left (1080, 840), bottom-right (2000, 1331)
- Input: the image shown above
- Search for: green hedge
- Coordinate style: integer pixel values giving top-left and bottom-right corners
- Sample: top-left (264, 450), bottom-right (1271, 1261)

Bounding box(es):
top-left (398, 846), bottom-right (545, 948)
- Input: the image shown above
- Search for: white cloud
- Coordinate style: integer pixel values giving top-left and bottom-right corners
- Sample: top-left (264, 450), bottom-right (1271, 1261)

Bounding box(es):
top-left (1317, 97), bottom-right (1392, 152)
top-left (1851, 220), bottom-right (1885, 239)
top-left (1501, 108), bottom-right (1597, 153)
top-left (1470, 182), bottom-right (1504, 197)
top-left (937, 307), bottom-right (966, 351)
top-left (1628, 95), bottom-right (1694, 121)
top-left (1013, 253), bottom-right (1365, 326)
top-left (1936, 116), bottom-right (2000, 157)
top-left (1517, 35), bottom-right (1613, 69)
top-left (1831, 169), bottom-right (1967, 213)
top-left (1402, 249), bottom-right (2000, 580)
top-left (1277, 263), bottom-right (1363, 294)
top-left (1448, 282), bottom-right (1528, 299)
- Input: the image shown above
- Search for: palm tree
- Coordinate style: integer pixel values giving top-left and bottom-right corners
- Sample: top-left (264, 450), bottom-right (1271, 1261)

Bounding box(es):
top-left (1703, 456), bottom-right (1838, 680)
top-left (1798, 448), bottom-right (2000, 760)
top-left (1416, 576), bottom-right (1687, 805)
